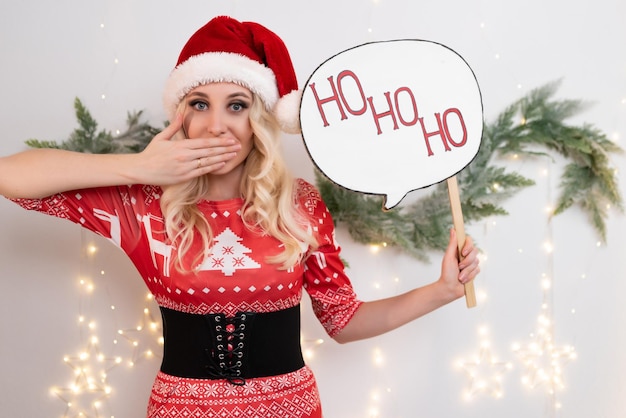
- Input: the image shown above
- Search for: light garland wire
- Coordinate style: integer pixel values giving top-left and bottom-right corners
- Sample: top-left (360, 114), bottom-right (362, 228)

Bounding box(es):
top-left (455, 152), bottom-right (524, 400)
top-left (511, 162), bottom-right (577, 417)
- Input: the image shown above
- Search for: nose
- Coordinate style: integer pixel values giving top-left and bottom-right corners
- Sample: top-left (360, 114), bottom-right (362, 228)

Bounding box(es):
top-left (206, 109), bottom-right (227, 137)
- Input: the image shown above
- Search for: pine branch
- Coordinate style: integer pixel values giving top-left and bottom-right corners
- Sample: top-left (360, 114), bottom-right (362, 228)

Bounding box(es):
top-left (25, 97), bottom-right (162, 154)
top-left (316, 80), bottom-right (623, 260)
top-left (491, 81), bottom-right (623, 241)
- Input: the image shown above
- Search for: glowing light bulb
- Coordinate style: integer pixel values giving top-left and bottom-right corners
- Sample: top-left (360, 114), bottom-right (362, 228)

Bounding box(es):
top-left (543, 241), bottom-right (554, 254)
top-left (372, 348), bottom-right (385, 366)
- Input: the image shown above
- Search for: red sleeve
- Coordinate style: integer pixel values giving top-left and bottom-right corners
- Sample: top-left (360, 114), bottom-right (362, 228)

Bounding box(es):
top-left (8, 184), bottom-right (161, 255)
top-left (297, 179), bottom-right (363, 337)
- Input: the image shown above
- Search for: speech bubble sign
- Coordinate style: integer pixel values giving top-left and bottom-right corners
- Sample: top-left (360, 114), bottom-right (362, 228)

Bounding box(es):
top-left (299, 40), bottom-right (483, 210)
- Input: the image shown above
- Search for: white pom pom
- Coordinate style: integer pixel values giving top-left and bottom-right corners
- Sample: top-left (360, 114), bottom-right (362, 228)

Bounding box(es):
top-left (274, 89), bottom-right (302, 134)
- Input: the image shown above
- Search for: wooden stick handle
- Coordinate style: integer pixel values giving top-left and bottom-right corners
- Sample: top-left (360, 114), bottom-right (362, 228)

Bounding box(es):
top-left (446, 176), bottom-right (477, 308)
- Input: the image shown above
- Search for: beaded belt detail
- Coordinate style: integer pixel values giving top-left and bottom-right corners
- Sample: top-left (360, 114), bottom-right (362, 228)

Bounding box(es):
top-left (159, 304), bottom-right (305, 385)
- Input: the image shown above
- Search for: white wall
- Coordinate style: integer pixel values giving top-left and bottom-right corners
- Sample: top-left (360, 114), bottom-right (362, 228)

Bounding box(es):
top-left (0, 1), bottom-right (624, 417)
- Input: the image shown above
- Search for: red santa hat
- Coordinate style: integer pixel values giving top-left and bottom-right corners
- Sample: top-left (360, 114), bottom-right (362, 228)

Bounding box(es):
top-left (163, 16), bottom-right (301, 134)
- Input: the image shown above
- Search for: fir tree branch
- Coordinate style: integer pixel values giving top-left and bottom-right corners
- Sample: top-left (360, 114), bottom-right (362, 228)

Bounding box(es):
top-left (316, 80), bottom-right (623, 259)
top-left (25, 97), bottom-right (162, 154)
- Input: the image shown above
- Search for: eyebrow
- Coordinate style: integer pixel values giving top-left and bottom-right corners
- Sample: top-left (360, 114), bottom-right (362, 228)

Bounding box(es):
top-left (187, 90), bottom-right (252, 101)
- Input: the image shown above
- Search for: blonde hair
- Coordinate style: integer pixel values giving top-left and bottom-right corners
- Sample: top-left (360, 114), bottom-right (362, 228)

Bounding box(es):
top-left (160, 94), bottom-right (318, 273)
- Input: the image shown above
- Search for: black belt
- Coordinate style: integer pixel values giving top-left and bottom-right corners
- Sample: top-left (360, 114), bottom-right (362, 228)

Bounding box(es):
top-left (159, 304), bottom-right (305, 385)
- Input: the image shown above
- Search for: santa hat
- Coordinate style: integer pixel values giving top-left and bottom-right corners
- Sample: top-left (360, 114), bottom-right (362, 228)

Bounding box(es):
top-left (163, 16), bottom-right (301, 134)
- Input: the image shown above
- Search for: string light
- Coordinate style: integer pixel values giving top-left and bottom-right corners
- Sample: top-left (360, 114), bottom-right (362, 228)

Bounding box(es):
top-left (457, 326), bottom-right (512, 400)
top-left (51, 229), bottom-right (163, 417)
top-left (368, 243), bottom-right (387, 253)
top-left (51, 317), bottom-right (118, 417)
top-left (476, 289), bottom-right (488, 304)
top-left (509, 161), bottom-right (577, 413)
top-left (369, 244), bottom-right (381, 254)
top-left (512, 329), bottom-right (577, 393)
top-left (372, 347), bottom-right (385, 367)
top-left (301, 336), bottom-right (325, 361)
top-left (116, 298), bottom-right (163, 367)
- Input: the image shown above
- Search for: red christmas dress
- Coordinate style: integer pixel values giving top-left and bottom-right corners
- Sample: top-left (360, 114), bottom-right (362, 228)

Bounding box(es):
top-left (11, 178), bottom-right (363, 417)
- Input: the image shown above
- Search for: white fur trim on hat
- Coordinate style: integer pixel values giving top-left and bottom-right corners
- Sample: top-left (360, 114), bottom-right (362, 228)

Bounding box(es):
top-left (163, 52), bottom-right (279, 121)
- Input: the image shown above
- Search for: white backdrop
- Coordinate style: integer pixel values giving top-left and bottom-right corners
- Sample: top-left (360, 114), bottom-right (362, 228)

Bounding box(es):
top-left (0, 1), bottom-right (625, 417)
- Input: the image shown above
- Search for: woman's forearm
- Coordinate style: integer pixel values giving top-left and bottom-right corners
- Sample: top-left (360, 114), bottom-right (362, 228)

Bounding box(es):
top-left (0, 116), bottom-right (244, 199)
top-left (0, 148), bottom-right (139, 199)
top-left (333, 280), bottom-right (460, 344)
top-left (333, 229), bottom-right (480, 344)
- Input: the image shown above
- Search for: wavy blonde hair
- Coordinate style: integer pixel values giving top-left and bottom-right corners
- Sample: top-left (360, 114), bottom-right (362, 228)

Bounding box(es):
top-left (160, 93), bottom-right (319, 273)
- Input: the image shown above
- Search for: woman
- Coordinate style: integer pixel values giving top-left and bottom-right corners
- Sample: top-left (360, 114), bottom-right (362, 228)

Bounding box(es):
top-left (0, 16), bottom-right (479, 417)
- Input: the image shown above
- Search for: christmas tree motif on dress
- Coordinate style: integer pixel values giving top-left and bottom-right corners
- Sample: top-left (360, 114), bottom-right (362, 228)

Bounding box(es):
top-left (196, 227), bottom-right (261, 276)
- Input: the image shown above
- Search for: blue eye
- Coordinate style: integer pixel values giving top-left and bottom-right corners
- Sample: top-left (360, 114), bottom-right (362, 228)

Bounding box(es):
top-left (230, 101), bottom-right (249, 112)
top-left (190, 100), bottom-right (208, 111)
